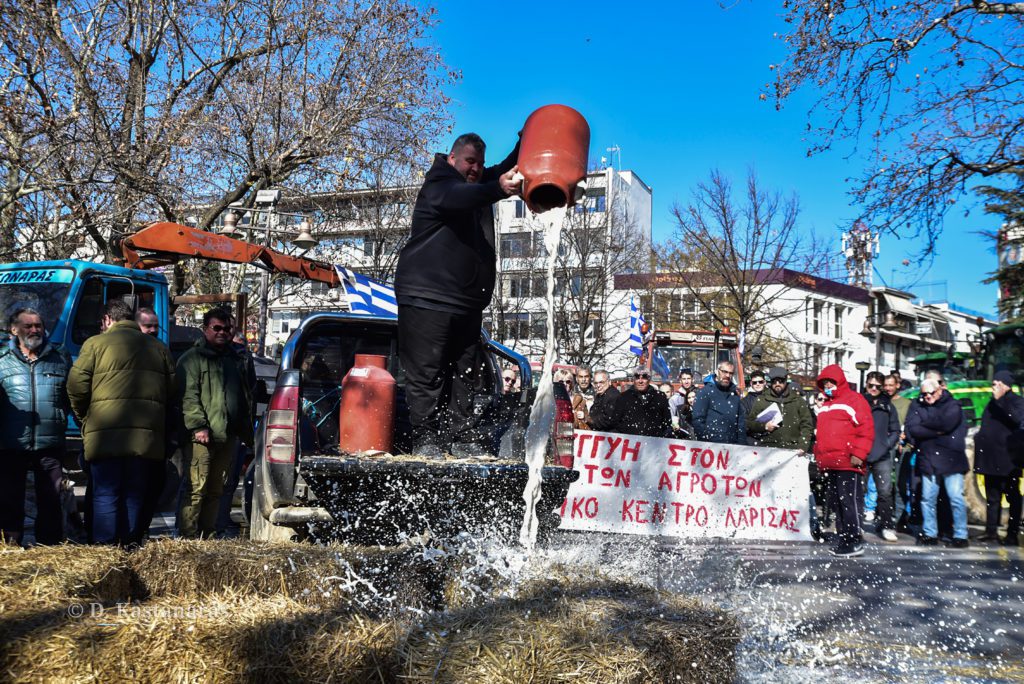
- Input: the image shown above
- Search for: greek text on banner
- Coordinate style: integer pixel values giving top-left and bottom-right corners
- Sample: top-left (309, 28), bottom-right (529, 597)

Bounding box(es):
top-left (557, 430), bottom-right (812, 542)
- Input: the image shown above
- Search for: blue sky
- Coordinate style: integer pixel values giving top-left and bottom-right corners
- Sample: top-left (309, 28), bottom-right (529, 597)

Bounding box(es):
top-left (427, 1), bottom-right (999, 318)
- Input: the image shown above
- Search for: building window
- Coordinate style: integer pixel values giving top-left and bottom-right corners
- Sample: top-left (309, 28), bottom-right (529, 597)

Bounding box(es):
top-left (813, 302), bottom-right (823, 336)
top-left (502, 313), bottom-right (529, 339)
top-left (280, 319), bottom-right (291, 334)
top-left (530, 312), bottom-right (547, 339)
top-left (834, 306), bottom-right (843, 339)
top-left (500, 232), bottom-right (532, 258)
top-left (805, 298), bottom-right (812, 333)
top-left (508, 276), bottom-right (531, 298)
top-left (514, 200), bottom-right (526, 219)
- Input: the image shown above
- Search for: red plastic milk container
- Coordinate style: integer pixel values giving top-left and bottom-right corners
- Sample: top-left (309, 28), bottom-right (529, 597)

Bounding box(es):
top-left (338, 354), bottom-right (396, 454)
top-left (518, 104), bottom-right (591, 214)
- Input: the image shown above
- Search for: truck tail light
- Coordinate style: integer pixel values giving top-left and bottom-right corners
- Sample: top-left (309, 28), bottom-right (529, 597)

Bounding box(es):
top-left (265, 385), bottom-right (300, 464)
top-left (552, 395), bottom-right (575, 468)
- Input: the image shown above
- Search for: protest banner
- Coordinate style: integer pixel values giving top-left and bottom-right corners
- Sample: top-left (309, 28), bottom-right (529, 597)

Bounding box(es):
top-left (557, 430), bottom-right (812, 542)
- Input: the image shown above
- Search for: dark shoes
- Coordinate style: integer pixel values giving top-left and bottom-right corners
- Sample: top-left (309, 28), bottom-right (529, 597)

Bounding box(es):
top-left (830, 542), bottom-right (864, 558)
top-left (975, 532), bottom-right (1000, 543)
top-left (1001, 534), bottom-right (1020, 547)
top-left (945, 537), bottom-right (969, 549)
top-left (916, 535), bottom-right (939, 546)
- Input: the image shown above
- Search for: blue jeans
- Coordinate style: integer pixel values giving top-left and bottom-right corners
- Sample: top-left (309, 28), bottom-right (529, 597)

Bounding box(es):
top-left (921, 473), bottom-right (968, 540)
top-left (90, 457), bottom-right (154, 545)
top-left (864, 474), bottom-right (877, 513)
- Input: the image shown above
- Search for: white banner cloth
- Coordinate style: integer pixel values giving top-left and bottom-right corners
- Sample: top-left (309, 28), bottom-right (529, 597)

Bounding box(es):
top-left (557, 430), bottom-right (812, 542)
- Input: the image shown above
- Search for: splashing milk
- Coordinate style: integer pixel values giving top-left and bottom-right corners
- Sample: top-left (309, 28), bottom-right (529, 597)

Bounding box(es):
top-left (518, 207), bottom-right (567, 549)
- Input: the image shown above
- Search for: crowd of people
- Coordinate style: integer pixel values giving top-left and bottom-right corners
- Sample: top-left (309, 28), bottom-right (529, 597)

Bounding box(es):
top-left (549, 360), bottom-right (1024, 558)
top-left (1, 304), bottom-right (255, 547)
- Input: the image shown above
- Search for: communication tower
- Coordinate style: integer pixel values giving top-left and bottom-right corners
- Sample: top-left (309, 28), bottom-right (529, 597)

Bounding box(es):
top-left (841, 220), bottom-right (879, 289)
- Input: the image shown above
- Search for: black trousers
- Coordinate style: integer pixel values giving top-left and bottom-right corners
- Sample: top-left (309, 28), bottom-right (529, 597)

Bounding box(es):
top-left (984, 474), bottom-right (1023, 536)
top-left (397, 305), bottom-right (487, 448)
top-left (862, 457), bottom-right (895, 531)
top-left (0, 448), bottom-right (64, 545)
top-left (827, 470), bottom-right (863, 546)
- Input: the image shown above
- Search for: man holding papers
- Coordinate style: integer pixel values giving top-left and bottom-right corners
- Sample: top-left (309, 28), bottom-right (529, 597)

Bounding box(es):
top-left (746, 366), bottom-right (814, 452)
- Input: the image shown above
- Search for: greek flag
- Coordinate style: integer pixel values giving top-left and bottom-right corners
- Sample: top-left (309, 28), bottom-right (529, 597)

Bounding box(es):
top-left (333, 266), bottom-right (398, 317)
top-left (628, 296), bottom-right (645, 356)
top-left (651, 348), bottom-right (671, 380)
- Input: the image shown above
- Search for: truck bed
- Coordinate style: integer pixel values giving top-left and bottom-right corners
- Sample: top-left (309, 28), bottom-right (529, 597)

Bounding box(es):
top-left (298, 453), bottom-right (578, 544)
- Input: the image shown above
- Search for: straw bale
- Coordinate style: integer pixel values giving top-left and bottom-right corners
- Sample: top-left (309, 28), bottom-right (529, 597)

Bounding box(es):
top-left (0, 545), bottom-right (135, 609)
top-left (3, 590), bottom-right (402, 684)
top-left (128, 538), bottom-right (443, 613)
top-left (398, 579), bottom-right (740, 684)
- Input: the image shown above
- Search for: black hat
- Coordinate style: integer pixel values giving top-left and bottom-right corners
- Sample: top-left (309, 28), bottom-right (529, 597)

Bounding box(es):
top-left (994, 370), bottom-right (1015, 386)
top-left (768, 366), bottom-right (788, 381)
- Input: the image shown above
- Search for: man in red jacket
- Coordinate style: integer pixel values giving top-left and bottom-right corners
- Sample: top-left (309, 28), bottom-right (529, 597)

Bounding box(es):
top-left (814, 364), bottom-right (875, 557)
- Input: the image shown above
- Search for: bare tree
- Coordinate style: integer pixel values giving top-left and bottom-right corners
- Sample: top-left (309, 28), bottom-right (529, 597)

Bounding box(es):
top-left (0, 0), bottom-right (452, 278)
top-left (770, 1), bottom-right (1024, 249)
top-left (658, 169), bottom-right (831, 369)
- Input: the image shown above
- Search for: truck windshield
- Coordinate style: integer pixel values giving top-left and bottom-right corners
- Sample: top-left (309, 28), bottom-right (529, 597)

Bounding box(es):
top-left (656, 346), bottom-right (733, 380)
top-left (0, 275), bottom-right (73, 337)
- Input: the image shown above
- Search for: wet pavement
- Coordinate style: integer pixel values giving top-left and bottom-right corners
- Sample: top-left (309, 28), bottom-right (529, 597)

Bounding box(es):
top-left (546, 530), bottom-right (1024, 682)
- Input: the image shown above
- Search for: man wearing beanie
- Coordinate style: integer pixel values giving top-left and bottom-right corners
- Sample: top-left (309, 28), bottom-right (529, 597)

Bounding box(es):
top-left (973, 370), bottom-right (1024, 546)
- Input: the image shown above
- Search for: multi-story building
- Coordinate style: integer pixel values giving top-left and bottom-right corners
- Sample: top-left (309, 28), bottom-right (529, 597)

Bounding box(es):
top-left (612, 269), bottom-right (871, 383)
top-left (487, 166), bottom-right (653, 370)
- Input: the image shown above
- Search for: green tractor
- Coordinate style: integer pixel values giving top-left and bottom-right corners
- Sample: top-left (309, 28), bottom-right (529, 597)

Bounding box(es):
top-left (900, 323), bottom-right (1024, 523)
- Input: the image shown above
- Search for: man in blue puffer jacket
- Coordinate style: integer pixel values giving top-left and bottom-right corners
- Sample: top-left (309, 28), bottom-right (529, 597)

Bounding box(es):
top-left (691, 360), bottom-right (747, 445)
top-left (0, 308), bottom-right (71, 545)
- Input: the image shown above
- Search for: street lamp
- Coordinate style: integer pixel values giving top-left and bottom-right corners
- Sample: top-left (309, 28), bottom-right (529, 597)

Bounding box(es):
top-left (860, 310), bottom-right (901, 369)
top-left (215, 198), bottom-right (319, 355)
top-left (855, 360), bottom-right (871, 392)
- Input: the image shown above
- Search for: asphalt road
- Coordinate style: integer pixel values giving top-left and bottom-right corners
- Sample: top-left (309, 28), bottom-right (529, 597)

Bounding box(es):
top-left (545, 529), bottom-right (1024, 683)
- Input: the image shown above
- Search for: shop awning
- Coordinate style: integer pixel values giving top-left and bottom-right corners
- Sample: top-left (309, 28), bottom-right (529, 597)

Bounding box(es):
top-left (882, 292), bottom-right (918, 318)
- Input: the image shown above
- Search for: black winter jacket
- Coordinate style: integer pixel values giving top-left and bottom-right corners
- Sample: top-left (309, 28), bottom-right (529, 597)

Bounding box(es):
top-left (395, 146), bottom-right (519, 312)
top-left (612, 387), bottom-right (672, 437)
top-left (974, 390), bottom-right (1024, 476)
top-left (863, 392), bottom-right (901, 463)
top-left (587, 386), bottom-right (620, 432)
top-left (905, 391), bottom-right (968, 476)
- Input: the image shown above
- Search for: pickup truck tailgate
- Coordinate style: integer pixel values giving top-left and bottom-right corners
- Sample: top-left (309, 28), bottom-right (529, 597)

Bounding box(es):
top-left (299, 455), bottom-right (578, 543)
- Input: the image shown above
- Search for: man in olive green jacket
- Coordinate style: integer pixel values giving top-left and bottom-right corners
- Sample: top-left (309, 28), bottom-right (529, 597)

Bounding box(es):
top-left (176, 308), bottom-right (254, 538)
top-left (746, 366), bottom-right (815, 452)
top-left (68, 300), bottom-right (175, 545)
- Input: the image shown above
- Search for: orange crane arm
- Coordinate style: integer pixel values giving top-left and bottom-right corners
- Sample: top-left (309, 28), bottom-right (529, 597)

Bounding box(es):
top-left (116, 221), bottom-right (340, 287)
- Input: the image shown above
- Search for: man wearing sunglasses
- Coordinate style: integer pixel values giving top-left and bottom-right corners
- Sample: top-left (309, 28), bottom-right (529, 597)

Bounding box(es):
top-left (904, 378), bottom-right (969, 548)
top-left (611, 367), bottom-right (672, 437)
top-left (176, 308), bottom-right (255, 538)
top-left (860, 371), bottom-right (901, 542)
top-left (741, 370), bottom-right (766, 418)
top-left (501, 370), bottom-right (519, 394)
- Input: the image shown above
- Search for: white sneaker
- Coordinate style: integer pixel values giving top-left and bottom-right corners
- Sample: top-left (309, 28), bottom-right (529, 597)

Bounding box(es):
top-left (863, 511), bottom-right (875, 523)
top-left (880, 529), bottom-right (898, 543)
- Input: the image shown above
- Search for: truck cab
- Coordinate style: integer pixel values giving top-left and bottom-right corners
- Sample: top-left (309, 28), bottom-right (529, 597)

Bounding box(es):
top-left (0, 261), bottom-right (170, 353)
